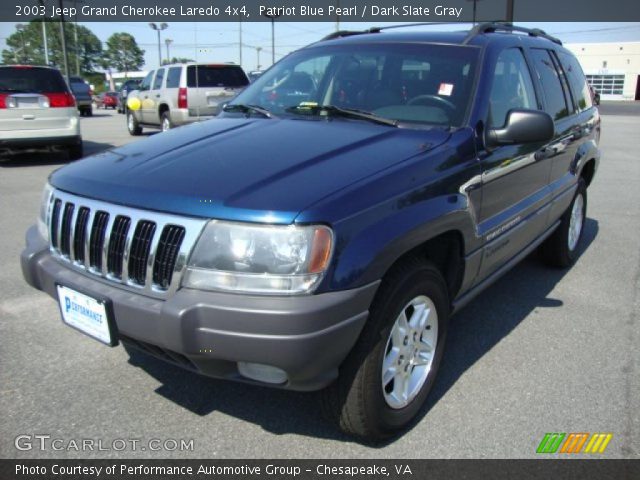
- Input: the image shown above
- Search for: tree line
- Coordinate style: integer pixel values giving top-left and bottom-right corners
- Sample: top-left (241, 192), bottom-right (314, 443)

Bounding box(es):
top-left (1, 21), bottom-right (145, 76)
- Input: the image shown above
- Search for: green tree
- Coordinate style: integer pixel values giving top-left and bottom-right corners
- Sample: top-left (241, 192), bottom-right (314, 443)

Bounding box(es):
top-left (103, 33), bottom-right (145, 75)
top-left (1, 20), bottom-right (102, 75)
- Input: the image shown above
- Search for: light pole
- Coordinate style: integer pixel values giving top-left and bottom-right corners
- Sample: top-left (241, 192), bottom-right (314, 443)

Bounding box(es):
top-left (15, 24), bottom-right (27, 63)
top-left (262, 13), bottom-right (280, 66)
top-left (165, 38), bottom-right (173, 64)
top-left (256, 46), bottom-right (262, 70)
top-left (149, 22), bottom-right (168, 66)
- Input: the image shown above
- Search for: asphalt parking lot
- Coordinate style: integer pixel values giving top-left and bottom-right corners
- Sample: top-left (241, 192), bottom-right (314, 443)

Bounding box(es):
top-left (1, 104), bottom-right (638, 459)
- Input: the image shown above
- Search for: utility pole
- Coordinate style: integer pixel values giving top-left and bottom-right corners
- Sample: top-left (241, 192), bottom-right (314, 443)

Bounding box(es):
top-left (16, 24), bottom-right (27, 63)
top-left (37, 1), bottom-right (49, 65)
top-left (506, 0), bottom-right (515, 22)
top-left (256, 46), bottom-right (262, 70)
top-left (239, 21), bottom-right (243, 67)
top-left (58, 0), bottom-right (70, 82)
top-left (73, 0), bottom-right (79, 75)
top-left (42, 21), bottom-right (49, 65)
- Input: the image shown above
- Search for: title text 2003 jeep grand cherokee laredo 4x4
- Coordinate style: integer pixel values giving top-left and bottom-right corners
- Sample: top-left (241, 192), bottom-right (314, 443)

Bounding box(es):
top-left (22, 23), bottom-right (600, 440)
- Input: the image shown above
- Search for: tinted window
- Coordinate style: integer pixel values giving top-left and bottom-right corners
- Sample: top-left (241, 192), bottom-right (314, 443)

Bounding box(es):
top-left (558, 52), bottom-right (592, 111)
top-left (187, 65), bottom-right (249, 88)
top-left (152, 68), bottom-right (165, 90)
top-left (166, 67), bottom-right (182, 88)
top-left (488, 48), bottom-right (538, 128)
top-left (530, 49), bottom-right (569, 120)
top-left (139, 70), bottom-right (155, 91)
top-left (0, 67), bottom-right (68, 93)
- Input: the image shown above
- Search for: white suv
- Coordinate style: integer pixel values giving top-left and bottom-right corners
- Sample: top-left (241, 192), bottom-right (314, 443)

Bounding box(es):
top-left (0, 65), bottom-right (82, 159)
top-left (126, 63), bottom-right (249, 135)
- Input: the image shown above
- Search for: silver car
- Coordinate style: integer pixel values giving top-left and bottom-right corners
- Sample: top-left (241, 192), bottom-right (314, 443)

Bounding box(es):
top-left (0, 65), bottom-right (82, 159)
top-left (126, 62), bottom-right (249, 135)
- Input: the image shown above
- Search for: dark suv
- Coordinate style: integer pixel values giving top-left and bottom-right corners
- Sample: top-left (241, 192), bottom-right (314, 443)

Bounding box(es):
top-left (21, 23), bottom-right (599, 440)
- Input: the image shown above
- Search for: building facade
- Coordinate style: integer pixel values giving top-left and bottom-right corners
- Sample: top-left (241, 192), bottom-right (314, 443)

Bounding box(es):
top-left (565, 41), bottom-right (640, 101)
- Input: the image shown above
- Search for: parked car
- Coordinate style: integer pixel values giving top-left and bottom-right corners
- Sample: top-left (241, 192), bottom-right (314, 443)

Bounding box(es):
top-left (0, 65), bottom-right (82, 159)
top-left (69, 76), bottom-right (93, 117)
top-left (125, 62), bottom-right (249, 134)
top-left (589, 85), bottom-right (601, 105)
top-left (96, 91), bottom-right (118, 109)
top-left (21, 23), bottom-right (600, 440)
top-left (117, 79), bottom-right (141, 114)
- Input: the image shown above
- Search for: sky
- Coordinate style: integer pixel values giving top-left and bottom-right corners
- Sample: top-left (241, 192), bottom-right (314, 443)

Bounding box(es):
top-left (0, 21), bottom-right (639, 73)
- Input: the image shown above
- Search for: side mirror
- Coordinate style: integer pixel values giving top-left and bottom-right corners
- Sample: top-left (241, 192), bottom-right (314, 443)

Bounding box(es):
top-left (486, 109), bottom-right (554, 147)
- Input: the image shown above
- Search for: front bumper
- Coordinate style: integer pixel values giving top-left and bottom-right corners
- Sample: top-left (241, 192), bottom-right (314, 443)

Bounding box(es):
top-left (21, 226), bottom-right (378, 390)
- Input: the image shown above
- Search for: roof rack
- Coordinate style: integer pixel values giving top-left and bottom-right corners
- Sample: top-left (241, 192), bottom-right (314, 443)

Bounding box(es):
top-left (463, 22), bottom-right (562, 45)
top-left (320, 22), bottom-right (467, 41)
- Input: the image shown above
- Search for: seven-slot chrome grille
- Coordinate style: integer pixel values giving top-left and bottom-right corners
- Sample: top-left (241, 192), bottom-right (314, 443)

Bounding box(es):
top-left (46, 189), bottom-right (207, 297)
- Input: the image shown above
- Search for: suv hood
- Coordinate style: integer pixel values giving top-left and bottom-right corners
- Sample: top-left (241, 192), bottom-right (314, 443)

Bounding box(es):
top-left (51, 118), bottom-right (450, 224)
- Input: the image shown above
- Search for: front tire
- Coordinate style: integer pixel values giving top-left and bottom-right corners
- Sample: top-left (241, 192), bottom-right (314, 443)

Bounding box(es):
top-left (127, 111), bottom-right (143, 136)
top-left (541, 179), bottom-right (587, 267)
top-left (322, 256), bottom-right (449, 440)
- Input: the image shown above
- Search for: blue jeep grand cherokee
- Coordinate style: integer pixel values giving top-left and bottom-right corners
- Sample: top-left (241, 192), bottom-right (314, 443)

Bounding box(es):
top-left (22, 23), bottom-right (600, 440)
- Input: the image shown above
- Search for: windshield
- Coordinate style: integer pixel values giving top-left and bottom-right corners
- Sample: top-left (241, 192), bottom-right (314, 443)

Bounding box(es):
top-left (230, 43), bottom-right (479, 127)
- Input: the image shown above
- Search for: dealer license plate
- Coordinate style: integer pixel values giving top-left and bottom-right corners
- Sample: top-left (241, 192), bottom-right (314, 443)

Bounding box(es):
top-left (56, 285), bottom-right (115, 345)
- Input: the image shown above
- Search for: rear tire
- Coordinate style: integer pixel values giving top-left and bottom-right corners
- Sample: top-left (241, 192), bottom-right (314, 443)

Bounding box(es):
top-left (127, 111), bottom-right (142, 136)
top-left (322, 256), bottom-right (449, 440)
top-left (541, 179), bottom-right (587, 268)
top-left (161, 111), bottom-right (173, 132)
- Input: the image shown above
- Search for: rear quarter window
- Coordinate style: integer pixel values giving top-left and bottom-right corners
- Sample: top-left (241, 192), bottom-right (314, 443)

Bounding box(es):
top-left (0, 67), bottom-right (68, 93)
top-left (166, 67), bottom-right (182, 88)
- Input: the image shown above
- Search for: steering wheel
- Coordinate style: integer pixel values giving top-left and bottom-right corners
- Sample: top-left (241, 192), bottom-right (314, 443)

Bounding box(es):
top-left (407, 94), bottom-right (456, 112)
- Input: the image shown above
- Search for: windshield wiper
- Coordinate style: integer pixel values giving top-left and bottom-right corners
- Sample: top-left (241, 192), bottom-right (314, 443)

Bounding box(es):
top-left (222, 103), bottom-right (276, 119)
top-left (286, 104), bottom-right (398, 127)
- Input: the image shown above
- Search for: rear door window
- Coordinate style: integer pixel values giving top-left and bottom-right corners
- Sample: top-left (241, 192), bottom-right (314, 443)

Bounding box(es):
top-left (0, 67), bottom-right (67, 93)
top-left (187, 65), bottom-right (249, 88)
top-left (558, 52), bottom-right (593, 111)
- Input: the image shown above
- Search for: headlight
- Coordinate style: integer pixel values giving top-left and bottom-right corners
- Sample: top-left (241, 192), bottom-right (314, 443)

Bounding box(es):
top-left (182, 221), bottom-right (333, 295)
top-left (37, 183), bottom-right (54, 241)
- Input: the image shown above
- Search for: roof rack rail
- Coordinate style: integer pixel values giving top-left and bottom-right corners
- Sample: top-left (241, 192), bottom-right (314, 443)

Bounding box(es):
top-left (320, 30), bottom-right (376, 41)
top-left (463, 22), bottom-right (562, 45)
top-left (320, 22), bottom-right (469, 41)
